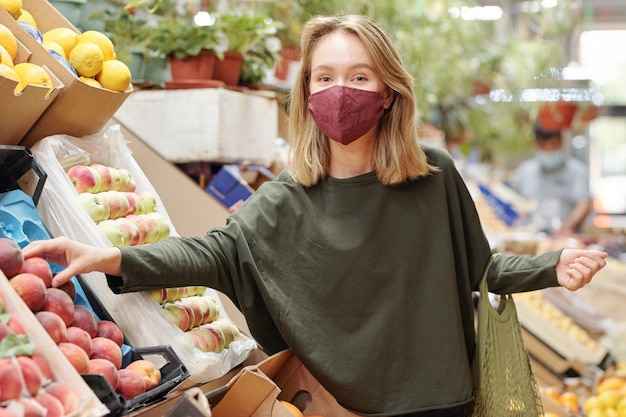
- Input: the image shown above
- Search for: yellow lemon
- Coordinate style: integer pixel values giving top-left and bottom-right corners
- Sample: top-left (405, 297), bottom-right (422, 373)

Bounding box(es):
top-left (0, 0), bottom-right (22, 19)
top-left (77, 30), bottom-right (115, 61)
top-left (599, 391), bottom-right (622, 410)
top-left (279, 401), bottom-right (303, 417)
top-left (17, 8), bottom-right (36, 27)
top-left (0, 62), bottom-right (18, 82)
top-left (0, 23), bottom-right (17, 60)
top-left (95, 59), bottom-right (131, 92)
top-left (79, 75), bottom-right (101, 88)
top-left (42, 40), bottom-right (65, 58)
top-left (0, 44), bottom-right (13, 66)
top-left (13, 62), bottom-right (52, 93)
top-left (69, 41), bottom-right (103, 77)
top-left (43, 27), bottom-right (78, 57)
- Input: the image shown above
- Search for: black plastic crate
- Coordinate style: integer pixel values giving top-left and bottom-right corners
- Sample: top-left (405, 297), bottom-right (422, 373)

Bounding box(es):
top-left (0, 145), bottom-right (47, 205)
top-left (84, 345), bottom-right (190, 416)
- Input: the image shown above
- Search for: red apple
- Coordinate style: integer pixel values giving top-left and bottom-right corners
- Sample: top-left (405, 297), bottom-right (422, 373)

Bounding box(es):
top-left (137, 190), bottom-right (157, 214)
top-left (41, 288), bottom-right (75, 326)
top-left (146, 212), bottom-right (170, 241)
top-left (67, 165), bottom-right (101, 193)
top-left (66, 326), bottom-right (93, 356)
top-left (116, 368), bottom-right (146, 400)
top-left (10, 272), bottom-right (47, 312)
top-left (125, 214), bottom-right (149, 245)
top-left (100, 191), bottom-right (130, 220)
top-left (57, 279), bottom-right (76, 301)
top-left (211, 319), bottom-right (241, 348)
top-left (36, 392), bottom-right (66, 417)
top-left (98, 219), bottom-right (127, 247)
top-left (18, 256), bottom-right (53, 287)
top-left (179, 303), bottom-right (196, 330)
top-left (163, 302), bottom-right (190, 331)
top-left (117, 168), bottom-right (136, 193)
top-left (126, 359), bottom-right (161, 391)
top-left (117, 217), bottom-right (141, 246)
top-left (149, 288), bottom-right (167, 304)
top-left (31, 349), bottom-right (54, 381)
top-left (90, 163), bottom-right (113, 191)
top-left (88, 358), bottom-right (119, 390)
top-left (0, 357), bottom-right (22, 401)
top-left (44, 381), bottom-right (79, 415)
top-left (58, 342), bottom-right (90, 373)
top-left (138, 213), bottom-right (161, 244)
top-left (17, 355), bottom-right (44, 396)
top-left (185, 330), bottom-right (210, 352)
top-left (91, 336), bottom-right (123, 369)
top-left (35, 311), bottom-right (67, 344)
top-left (125, 192), bottom-right (139, 215)
top-left (0, 238), bottom-right (23, 278)
top-left (109, 167), bottom-right (123, 191)
top-left (201, 325), bottom-right (225, 352)
top-left (188, 327), bottom-right (220, 353)
top-left (77, 192), bottom-right (110, 222)
top-left (70, 305), bottom-right (98, 338)
top-left (96, 320), bottom-right (124, 347)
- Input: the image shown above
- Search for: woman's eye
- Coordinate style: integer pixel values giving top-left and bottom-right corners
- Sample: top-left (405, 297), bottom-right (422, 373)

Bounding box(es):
top-left (319, 76), bottom-right (331, 82)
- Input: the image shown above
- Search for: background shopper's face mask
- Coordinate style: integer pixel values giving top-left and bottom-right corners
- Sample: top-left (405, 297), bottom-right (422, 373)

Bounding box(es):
top-left (536, 150), bottom-right (566, 171)
top-left (307, 85), bottom-right (385, 145)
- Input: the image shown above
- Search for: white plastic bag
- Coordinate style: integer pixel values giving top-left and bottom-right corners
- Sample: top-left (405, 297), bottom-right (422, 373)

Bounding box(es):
top-left (31, 125), bottom-right (257, 387)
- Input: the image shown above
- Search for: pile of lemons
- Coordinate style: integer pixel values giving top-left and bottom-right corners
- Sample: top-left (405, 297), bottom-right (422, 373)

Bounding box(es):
top-left (0, 0), bottom-right (131, 93)
top-left (0, 22), bottom-right (52, 94)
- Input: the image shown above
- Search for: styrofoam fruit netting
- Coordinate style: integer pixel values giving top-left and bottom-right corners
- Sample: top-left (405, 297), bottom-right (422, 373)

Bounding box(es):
top-left (30, 125), bottom-right (257, 388)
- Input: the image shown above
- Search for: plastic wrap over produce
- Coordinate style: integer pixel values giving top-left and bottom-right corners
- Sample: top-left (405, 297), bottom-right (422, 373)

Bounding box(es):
top-left (30, 125), bottom-right (257, 387)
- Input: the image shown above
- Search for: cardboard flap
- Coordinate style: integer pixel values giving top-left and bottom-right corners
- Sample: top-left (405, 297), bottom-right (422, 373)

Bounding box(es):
top-left (211, 369), bottom-right (281, 417)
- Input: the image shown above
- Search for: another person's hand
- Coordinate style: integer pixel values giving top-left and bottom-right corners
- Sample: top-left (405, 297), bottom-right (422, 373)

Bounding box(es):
top-left (556, 249), bottom-right (608, 291)
top-left (22, 237), bottom-right (122, 287)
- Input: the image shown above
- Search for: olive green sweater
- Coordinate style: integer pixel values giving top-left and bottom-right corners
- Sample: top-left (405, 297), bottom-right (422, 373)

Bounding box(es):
top-left (111, 144), bottom-right (560, 416)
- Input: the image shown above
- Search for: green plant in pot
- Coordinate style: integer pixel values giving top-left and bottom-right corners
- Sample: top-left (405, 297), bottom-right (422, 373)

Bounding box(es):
top-left (145, 1), bottom-right (225, 81)
top-left (212, 11), bottom-right (280, 86)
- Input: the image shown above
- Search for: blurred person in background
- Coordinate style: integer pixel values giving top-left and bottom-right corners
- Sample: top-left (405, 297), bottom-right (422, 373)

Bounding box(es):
top-left (514, 122), bottom-right (592, 235)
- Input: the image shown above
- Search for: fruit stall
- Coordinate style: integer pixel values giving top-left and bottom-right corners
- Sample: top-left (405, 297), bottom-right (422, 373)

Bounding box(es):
top-left (1, 0), bottom-right (626, 416)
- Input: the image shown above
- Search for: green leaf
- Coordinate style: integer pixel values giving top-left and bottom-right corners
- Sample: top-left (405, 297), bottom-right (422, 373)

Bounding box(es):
top-left (0, 333), bottom-right (36, 358)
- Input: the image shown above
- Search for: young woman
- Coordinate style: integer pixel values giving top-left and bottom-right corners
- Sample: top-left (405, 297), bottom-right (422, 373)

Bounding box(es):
top-left (24, 14), bottom-right (607, 417)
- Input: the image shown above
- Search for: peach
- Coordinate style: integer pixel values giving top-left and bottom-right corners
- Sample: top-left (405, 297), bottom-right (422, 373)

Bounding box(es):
top-left (31, 349), bottom-right (54, 381)
top-left (70, 305), bottom-right (98, 338)
top-left (10, 273), bottom-right (47, 312)
top-left (44, 381), bottom-right (80, 415)
top-left (58, 342), bottom-right (90, 373)
top-left (126, 359), bottom-right (161, 391)
top-left (19, 256), bottom-right (53, 288)
top-left (35, 392), bottom-right (65, 417)
top-left (116, 368), bottom-right (146, 400)
top-left (41, 288), bottom-right (75, 326)
top-left (0, 407), bottom-right (18, 417)
top-left (66, 326), bottom-right (93, 356)
top-left (88, 358), bottom-right (119, 390)
top-left (0, 238), bottom-right (23, 278)
top-left (57, 279), bottom-right (76, 301)
top-left (8, 315), bottom-right (25, 334)
top-left (15, 398), bottom-right (46, 417)
top-left (91, 336), bottom-right (123, 369)
top-left (17, 355), bottom-right (44, 396)
top-left (35, 311), bottom-right (67, 344)
top-left (96, 320), bottom-right (124, 347)
top-left (0, 322), bottom-right (13, 342)
top-left (0, 357), bottom-right (22, 401)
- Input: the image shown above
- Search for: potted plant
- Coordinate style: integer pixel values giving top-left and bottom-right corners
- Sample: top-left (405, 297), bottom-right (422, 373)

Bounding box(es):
top-left (212, 11), bottom-right (280, 86)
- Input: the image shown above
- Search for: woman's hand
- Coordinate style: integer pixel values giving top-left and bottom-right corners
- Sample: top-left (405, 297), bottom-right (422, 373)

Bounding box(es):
top-left (556, 249), bottom-right (608, 291)
top-left (22, 237), bottom-right (122, 287)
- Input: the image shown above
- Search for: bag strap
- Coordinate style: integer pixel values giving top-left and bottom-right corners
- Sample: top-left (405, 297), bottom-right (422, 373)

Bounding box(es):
top-left (479, 253), bottom-right (500, 297)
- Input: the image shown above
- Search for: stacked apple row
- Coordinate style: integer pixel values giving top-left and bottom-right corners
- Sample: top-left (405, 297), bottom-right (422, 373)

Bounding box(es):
top-left (0, 238), bottom-right (164, 402)
top-left (67, 163), bottom-right (171, 247)
top-left (150, 287), bottom-right (242, 354)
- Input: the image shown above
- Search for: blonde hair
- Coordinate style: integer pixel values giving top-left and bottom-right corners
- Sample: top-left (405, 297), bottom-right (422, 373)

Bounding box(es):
top-left (288, 14), bottom-right (437, 187)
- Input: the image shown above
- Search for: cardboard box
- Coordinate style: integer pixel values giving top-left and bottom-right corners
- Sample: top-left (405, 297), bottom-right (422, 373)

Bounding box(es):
top-left (1, 0), bottom-right (132, 147)
top-left (0, 32), bottom-right (63, 146)
top-left (113, 89), bottom-right (278, 165)
top-left (209, 350), bottom-right (361, 417)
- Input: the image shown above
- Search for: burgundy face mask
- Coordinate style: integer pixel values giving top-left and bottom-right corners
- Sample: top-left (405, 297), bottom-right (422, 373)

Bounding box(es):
top-left (307, 85), bottom-right (385, 145)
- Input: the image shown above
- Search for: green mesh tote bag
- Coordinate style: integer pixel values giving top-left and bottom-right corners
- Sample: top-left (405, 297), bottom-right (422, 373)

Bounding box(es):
top-left (468, 253), bottom-right (544, 417)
